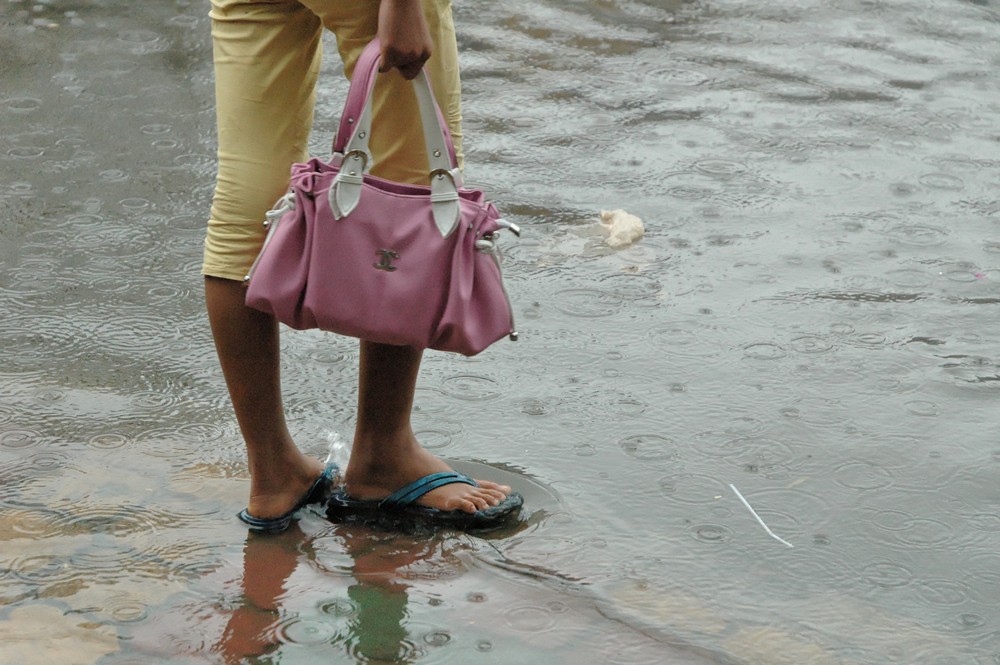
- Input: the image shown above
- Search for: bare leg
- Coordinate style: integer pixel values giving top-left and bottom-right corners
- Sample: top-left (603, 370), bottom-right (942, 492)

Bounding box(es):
top-left (344, 340), bottom-right (511, 513)
top-left (205, 276), bottom-right (326, 519)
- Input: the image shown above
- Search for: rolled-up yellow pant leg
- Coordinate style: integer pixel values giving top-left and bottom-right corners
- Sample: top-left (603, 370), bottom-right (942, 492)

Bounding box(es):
top-left (203, 0), bottom-right (323, 281)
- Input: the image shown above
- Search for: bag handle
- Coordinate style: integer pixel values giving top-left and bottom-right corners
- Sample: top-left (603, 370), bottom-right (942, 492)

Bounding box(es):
top-left (332, 40), bottom-right (458, 168)
top-left (329, 40), bottom-right (462, 237)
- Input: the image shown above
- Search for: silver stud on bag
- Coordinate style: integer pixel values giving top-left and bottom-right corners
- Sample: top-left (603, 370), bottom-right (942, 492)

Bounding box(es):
top-left (433, 149), bottom-right (441, 157)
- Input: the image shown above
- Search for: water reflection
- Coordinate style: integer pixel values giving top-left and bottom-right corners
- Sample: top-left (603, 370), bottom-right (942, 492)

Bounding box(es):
top-left (217, 525), bottom-right (449, 663)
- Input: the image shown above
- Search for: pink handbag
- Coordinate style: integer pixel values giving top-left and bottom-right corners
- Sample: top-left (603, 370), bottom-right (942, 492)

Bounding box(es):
top-left (244, 40), bottom-right (519, 356)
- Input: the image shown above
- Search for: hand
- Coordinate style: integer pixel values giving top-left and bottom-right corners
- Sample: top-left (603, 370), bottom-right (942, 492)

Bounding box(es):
top-left (377, 0), bottom-right (433, 80)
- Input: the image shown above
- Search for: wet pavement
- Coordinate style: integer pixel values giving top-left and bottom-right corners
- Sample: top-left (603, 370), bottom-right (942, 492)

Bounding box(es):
top-left (2, 0), bottom-right (1000, 662)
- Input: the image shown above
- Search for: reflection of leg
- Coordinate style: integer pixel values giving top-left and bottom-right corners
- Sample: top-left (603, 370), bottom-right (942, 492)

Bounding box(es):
top-left (347, 582), bottom-right (410, 662)
top-left (340, 528), bottom-right (430, 663)
top-left (218, 529), bottom-right (305, 663)
top-left (344, 341), bottom-right (510, 513)
top-left (206, 277), bottom-right (325, 519)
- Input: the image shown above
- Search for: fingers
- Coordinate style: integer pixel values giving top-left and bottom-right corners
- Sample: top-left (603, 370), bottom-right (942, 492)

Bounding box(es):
top-left (376, 0), bottom-right (433, 80)
top-left (379, 47), bottom-right (430, 81)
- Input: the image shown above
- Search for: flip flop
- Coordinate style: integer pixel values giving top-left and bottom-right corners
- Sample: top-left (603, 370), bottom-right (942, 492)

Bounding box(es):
top-left (326, 471), bottom-right (523, 529)
top-left (238, 462), bottom-right (340, 534)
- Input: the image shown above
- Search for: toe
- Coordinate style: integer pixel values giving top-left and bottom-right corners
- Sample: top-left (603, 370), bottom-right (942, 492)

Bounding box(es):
top-left (478, 486), bottom-right (508, 504)
top-left (479, 490), bottom-right (502, 506)
top-left (411, 474), bottom-right (515, 514)
top-left (475, 479), bottom-right (512, 494)
top-left (454, 497), bottom-right (480, 513)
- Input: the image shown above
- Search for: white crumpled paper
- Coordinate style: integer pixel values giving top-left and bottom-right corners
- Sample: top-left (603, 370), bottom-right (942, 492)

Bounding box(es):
top-left (599, 209), bottom-right (645, 248)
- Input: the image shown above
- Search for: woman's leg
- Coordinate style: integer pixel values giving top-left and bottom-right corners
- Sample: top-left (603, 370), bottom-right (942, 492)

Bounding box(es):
top-left (308, 0), bottom-right (510, 511)
top-left (205, 277), bottom-right (325, 519)
top-left (205, 0), bottom-right (328, 519)
top-left (344, 341), bottom-right (509, 512)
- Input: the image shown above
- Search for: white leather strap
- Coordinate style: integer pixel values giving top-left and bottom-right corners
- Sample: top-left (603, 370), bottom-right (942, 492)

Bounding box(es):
top-left (329, 44), bottom-right (461, 237)
top-left (330, 151), bottom-right (368, 219)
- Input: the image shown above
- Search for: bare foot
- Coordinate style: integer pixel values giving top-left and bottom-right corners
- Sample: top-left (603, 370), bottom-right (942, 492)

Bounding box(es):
top-left (344, 438), bottom-right (512, 514)
top-left (245, 453), bottom-right (329, 519)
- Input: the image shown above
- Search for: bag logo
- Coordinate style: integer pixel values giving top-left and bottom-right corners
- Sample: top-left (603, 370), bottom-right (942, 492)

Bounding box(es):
top-left (374, 249), bottom-right (399, 272)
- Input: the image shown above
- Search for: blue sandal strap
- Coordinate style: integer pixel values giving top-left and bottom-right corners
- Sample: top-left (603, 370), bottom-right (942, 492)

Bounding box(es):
top-left (237, 462), bottom-right (339, 534)
top-left (238, 508), bottom-right (293, 534)
top-left (379, 472), bottom-right (478, 510)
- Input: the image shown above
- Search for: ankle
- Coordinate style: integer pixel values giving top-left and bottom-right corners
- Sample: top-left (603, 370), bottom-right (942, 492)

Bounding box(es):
top-left (247, 446), bottom-right (317, 485)
top-left (353, 420), bottom-right (414, 445)
top-left (350, 423), bottom-right (420, 460)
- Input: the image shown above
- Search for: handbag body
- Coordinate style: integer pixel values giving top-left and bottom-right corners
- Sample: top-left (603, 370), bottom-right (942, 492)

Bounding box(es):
top-left (244, 40), bottom-right (518, 356)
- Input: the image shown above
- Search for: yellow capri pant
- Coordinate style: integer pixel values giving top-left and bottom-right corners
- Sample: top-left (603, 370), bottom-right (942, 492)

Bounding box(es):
top-left (203, 0), bottom-right (464, 281)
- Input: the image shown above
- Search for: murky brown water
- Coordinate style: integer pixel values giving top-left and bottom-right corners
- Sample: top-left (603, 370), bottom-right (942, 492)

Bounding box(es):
top-left (2, 0), bottom-right (1000, 662)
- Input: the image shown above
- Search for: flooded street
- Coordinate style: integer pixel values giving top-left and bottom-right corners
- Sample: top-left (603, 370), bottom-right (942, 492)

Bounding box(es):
top-left (2, 0), bottom-right (1000, 662)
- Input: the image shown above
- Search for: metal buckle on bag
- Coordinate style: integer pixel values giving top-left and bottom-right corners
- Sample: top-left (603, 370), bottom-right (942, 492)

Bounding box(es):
top-left (343, 149), bottom-right (370, 175)
top-left (429, 167), bottom-right (465, 189)
top-left (430, 168), bottom-right (454, 182)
